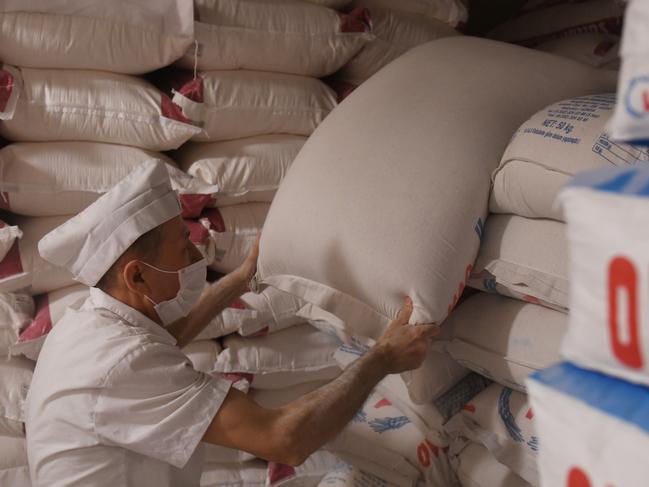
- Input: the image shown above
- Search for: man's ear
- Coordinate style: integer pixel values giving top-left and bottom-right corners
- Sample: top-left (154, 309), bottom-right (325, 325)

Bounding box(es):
top-left (122, 259), bottom-right (150, 295)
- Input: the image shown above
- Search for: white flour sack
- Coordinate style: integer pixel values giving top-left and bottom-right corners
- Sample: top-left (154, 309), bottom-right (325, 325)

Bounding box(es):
top-left (201, 459), bottom-right (267, 487)
top-left (177, 0), bottom-right (372, 77)
top-left (214, 323), bottom-right (342, 389)
top-left (0, 435), bottom-right (30, 487)
top-left (172, 70), bottom-right (337, 142)
top-left (608, 0), bottom-right (649, 145)
top-left (536, 33), bottom-right (620, 69)
top-left (446, 383), bottom-right (538, 485)
top-left (182, 339), bottom-right (222, 374)
top-left (11, 284), bottom-right (89, 361)
top-left (455, 443), bottom-right (531, 487)
top-left (266, 451), bottom-right (340, 487)
top-left (350, 0), bottom-right (468, 28)
top-left (175, 135), bottom-right (306, 207)
top-left (0, 216), bottom-right (75, 294)
top-left (0, 67), bottom-right (200, 151)
top-left (487, 0), bottom-right (624, 47)
top-left (559, 166), bottom-right (649, 386)
top-left (0, 356), bottom-right (33, 438)
top-left (527, 362), bottom-right (649, 487)
top-left (446, 293), bottom-right (567, 392)
top-left (0, 0), bottom-right (193, 74)
top-left (0, 217), bottom-right (21, 261)
top-left (317, 461), bottom-right (402, 487)
top-left (255, 38), bottom-right (615, 355)
top-left (336, 9), bottom-right (459, 85)
top-left (0, 293), bottom-right (33, 356)
top-left (468, 215), bottom-right (569, 312)
top-left (490, 94), bottom-right (649, 221)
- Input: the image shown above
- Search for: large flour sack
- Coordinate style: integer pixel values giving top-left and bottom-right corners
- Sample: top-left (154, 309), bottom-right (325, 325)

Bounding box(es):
top-left (256, 37), bottom-right (615, 346)
top-left (0, 68), bottom-right (199, 151)
top-left (455, 443), bottom-right (531, 487)
top-left (469, 215), bottom-right (569, 312)
top-left (559, 167), bottom-right (649, 386)
top-left (490, 94), bottom-right (649, 221)
top-left (528, 362), bottom-right (649, 487)
top-left (447, 293), bottom-right (567, 392)
top-left (178, 0), bottom-right (372, 77)
top-left (0, 435), bottom-right (30, 487)
top-left (0, 1), bottom-right (193, 74)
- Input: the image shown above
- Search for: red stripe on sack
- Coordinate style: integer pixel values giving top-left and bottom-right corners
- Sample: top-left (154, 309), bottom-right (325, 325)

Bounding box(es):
top-left (183, 219), bottom-right (209, 245)
top-left (0, 192), bottom-right (10, 211)
top-left (374, 398), bottom-right (392, 409)
top-left (179, 194), bottom-right (215, 219)
top-left (222, 372), bottom-right (254, 385)
top-left (0, 69), bottom-right (14, 113)
top-left (202, 208), bottom-right (226, 233)
top-left (526, 408), bottom-right (534, 420)
top-left (19, 293), bottom-right (52, 342)
top-left (229, 298), bottom-right (246, 310)
top-left (160, 94), bottom-right (192, 124)
top-left (462, 404), bottom-right (476, 413)
top-left (267, 463), bottom-right (296, 486)
top-left (178, 77), bottom-right (203, 103)
top-left (523, 295), bottom-right (541, 305)
top-left (0, 239), bottom-right (22, 280)
top-left (340, 7), bottom-right (372, 33)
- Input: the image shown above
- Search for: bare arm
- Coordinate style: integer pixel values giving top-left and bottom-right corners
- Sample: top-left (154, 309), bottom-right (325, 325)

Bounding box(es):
top-left (167, 238), bottom-right (259, 348)
top-left (202, 297), bottom-right (440, 466)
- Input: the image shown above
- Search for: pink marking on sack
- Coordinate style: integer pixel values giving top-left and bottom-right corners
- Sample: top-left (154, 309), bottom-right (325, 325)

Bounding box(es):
top-left (0, 68), bottom-right (14, 113)
top-left (340, 7), bottom-right (372, 33)
top-left (268, 463), bottom-right (296, 485)
top-left (374, 398), bottom-right (392, 408)
top-left (514, 17), bottom-right (623, 47)
top-left (523, 295), bottom-right (541, 305)
top-left (222, 372), bottom-right (254, 385)
top-left (643, 91), bottom-right (649, 112)
top-left (229, 298), bottom-right (246, 310)
top-left (526, 408), bottom-right (534, 420)
top-left (0, 192), bottom-right (10, 211)
top-left (18, 293), bottom-right (51, 342)
top-left (183, 219), bottom-right (209, 245)
top-left (179, 194), bottom-right (215, 219)
top-left (160, 94), bottom-right (192, 124)
top-left (0, 239), bottom-right (22, 279)
top-left (447, 264), bottom-right (473, 314)
top-left (462, 404), bottom-right (476, 413)
top-left (178, 77), bottom-right (204, 103)
top-left (202, 208), bottom-right (226, 233)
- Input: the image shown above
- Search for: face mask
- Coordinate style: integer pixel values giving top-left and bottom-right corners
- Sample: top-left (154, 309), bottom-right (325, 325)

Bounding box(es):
top-left (142, 258), bottom-right (207, 325)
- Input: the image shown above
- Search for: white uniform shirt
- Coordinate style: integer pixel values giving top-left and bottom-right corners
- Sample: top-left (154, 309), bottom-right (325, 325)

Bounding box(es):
top-left (25, 288), bottom-right (231, 487)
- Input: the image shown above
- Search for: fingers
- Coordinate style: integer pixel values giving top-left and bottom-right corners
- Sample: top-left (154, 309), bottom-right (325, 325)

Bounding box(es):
top-left (394, 296), bottom-right (413, 325)
top-left (416, 324), bottom-right (441, 339)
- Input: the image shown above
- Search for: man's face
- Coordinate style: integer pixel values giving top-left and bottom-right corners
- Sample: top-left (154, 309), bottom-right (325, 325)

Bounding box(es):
top-left (138, 216), bottom-right (204, 304)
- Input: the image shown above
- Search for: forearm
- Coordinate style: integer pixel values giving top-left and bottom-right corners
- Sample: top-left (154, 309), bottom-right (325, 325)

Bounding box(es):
top-left (277, 347), bottom-right (389, 463)
top-left (168, 271), bottom-right (248, 348)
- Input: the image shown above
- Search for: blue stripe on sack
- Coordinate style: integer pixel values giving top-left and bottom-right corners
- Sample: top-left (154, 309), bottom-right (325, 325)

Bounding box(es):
top-left (567, 166), bottom-right (649, 196)
top-left (530, 362), bottom-right (649, 434)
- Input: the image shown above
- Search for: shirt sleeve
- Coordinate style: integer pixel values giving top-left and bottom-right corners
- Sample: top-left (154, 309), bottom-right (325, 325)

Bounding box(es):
top-left (93, 339), bottom-right (231, 468)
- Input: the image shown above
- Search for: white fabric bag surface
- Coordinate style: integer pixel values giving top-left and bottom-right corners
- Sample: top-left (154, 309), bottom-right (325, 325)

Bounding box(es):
top-left (469, 215), bottom-right (569, 312)
top-left (177, 0), bottom-right (372, 77)
top-left (0, 67), bottom-right (200, 151)
top-left (536, 33), bottom-right (619, 68)
top-left (0, 435), bottom-right (31, 487)
top-left (608, 0), bottom-right (649, 145)
top-left (490, 94), bottom-right (649, 221)
top-left (0, 216), bottom-right (76, 295)
top-left (255, 37), bottom-right (616, 355)
top-left (266, 450), bottom-right (340, 487)
top-left (0, 292), bottom-right (33, 357)
top-left (0, 356), bottom-right (33, 438)
top-left (350, 0), bottom-right (468, 28)
top-left (0, 0), bottom-right (193, 74)
top-left (488, 0), bottom-right (624, 47)
top-left (455, 443), bottom-right (531, 487)
top-left (446, 293), bottom-right (567, 392)
top-left (201, 459), bottom-right (267, 487)
top-left (527, 362), bottom-right (649, 487)
top-left (336, 9), bottom-right (459, 84)
top-left (172, 70), bottom-right (337, 143)
top-left (316, 460), bottom-right (401, 487)
top-left (182, 339), bottom-right (222, 374)
top-left (11, 284), bottom-right (89, 361)
top-left (559, 166), bottom-right (649, 386)
top-left (175, 135), bottom-right (306, 207)
top-left (0, 217), bottom-right (22, 261)
top-left (214, 323), bottom-right (342, 390)
top-left (446, 383), bottom-right (538, 485)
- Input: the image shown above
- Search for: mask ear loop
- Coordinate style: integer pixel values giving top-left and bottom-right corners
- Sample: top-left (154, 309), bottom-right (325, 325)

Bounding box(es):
top-left (193, 39), bottom-right (199, 80)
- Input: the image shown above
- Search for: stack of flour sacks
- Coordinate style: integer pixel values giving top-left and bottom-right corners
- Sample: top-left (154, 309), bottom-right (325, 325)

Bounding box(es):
top-left (444, 96), bottom-right (649, 485)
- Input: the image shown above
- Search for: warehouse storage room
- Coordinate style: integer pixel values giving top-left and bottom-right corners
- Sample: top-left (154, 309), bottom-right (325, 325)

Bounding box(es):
top-left (1, 0), bottom-right (647, 486)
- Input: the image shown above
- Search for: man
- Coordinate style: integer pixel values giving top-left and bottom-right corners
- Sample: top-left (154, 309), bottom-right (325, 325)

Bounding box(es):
top-left (25, 159), bottom-right (439, 486)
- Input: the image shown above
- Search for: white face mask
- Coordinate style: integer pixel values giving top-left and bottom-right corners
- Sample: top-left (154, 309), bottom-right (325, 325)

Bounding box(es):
top-left (142, 258), bottom-right (207, 325)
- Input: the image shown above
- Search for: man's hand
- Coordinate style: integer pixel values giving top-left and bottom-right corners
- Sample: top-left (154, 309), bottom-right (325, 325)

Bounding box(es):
top-left (230, 234), bottom-right (260, 295)
top-left (372, 297), bottom-right (440, 374)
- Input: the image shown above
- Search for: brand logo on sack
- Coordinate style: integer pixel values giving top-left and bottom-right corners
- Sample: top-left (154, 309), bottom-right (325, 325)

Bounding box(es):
top-left (624, 76), bottom-right (649, 119)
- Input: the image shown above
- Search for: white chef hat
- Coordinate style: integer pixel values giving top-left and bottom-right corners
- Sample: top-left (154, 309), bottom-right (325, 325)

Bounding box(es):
top-left (38, 159), bottom-right (181, 287)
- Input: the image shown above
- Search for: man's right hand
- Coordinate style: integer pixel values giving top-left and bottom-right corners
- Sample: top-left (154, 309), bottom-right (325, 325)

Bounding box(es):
top-left (372, 296), bottom-right (440, 374)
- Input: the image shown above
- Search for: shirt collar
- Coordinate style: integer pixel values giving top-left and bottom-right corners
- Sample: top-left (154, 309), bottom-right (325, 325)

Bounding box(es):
top-left (88, 287), bottom-right (177, 346)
